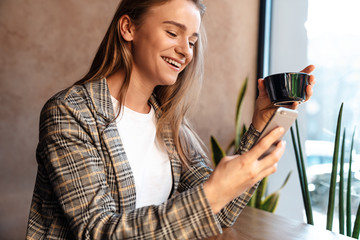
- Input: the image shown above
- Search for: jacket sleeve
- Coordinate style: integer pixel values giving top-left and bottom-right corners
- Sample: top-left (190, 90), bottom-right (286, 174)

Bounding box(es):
top-left (177, 124), bottom-right (261, 228)
top-left (34, 97), bottom-right (223, 240)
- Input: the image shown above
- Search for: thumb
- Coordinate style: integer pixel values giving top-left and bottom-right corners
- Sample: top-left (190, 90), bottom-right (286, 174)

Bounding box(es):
top-left (258, 78), bottom-right (268, 97)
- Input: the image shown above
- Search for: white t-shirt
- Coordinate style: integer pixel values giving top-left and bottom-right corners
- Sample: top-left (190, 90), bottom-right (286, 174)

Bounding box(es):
top-left (111, 96), bottom-right (172, 208)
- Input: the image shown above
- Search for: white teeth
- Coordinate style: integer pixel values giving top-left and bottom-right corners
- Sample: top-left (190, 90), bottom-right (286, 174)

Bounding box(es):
top-left (162, 57), bottom-right (181, 68)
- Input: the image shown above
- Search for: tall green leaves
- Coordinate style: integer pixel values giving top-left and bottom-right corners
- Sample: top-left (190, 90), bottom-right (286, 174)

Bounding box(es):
top-left (235, 77), bottom-right (248, 150)
top-left (259, 171), bottom-right (292, 213)
top-left (339, 129), bottom-right (346, 234)
top-left (291, 103), bottom-right (360, 238)
top-left (290, 121), bottom-right (314, 225)
top-left (353, 204), bottom-right (360, 239)
top-left (210, 78), bottom-right (248, 166)
top-left (210, 136), bottom-right (225, 167)
top-left (247, 171), bottom-right (292, 213)
top-left (327, 103), bottom-right (344, 231)
top-left (347, 129), bottom-right (356, 237)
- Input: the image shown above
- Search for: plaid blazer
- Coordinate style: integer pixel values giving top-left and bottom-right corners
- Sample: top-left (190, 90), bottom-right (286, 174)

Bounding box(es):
top-left (26, 78), bottom-right (260, 240)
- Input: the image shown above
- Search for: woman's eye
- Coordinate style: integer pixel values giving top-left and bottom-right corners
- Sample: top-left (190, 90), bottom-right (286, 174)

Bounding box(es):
top-left (166, 31), bottom-right (177, 37)
top-left (189, 42), bottom-right (195, 48)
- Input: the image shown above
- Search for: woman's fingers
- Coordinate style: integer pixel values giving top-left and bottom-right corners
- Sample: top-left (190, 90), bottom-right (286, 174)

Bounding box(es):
top-left (246, 140), bottom-right (285, 183)
top-left (237, 139), bottom-right (285, 185)
top-left (257, 78), bottom-right (268, 97)
top-left (245, 127), bottom-right (285, 161)
top-left (305, 84), bottom-right (313, 101)
top-left (308, 74), bottom-right (316, 86)
top-left (300, 64), bottom-right (315, 74)
top-left (298, 65), bottom-right (316, 102)
top-left (305, 72), bottom-right (316, 101)
top-left (204, 128), bottom-right (286, 213)
top-left (258, 140), bottom-right (286, 170)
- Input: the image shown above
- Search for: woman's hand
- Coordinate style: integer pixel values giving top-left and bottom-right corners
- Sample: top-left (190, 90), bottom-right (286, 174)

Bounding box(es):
top-left (252, 65), bottom-right (316, 132)
top-left (203, 127), bottom-right (286, 214)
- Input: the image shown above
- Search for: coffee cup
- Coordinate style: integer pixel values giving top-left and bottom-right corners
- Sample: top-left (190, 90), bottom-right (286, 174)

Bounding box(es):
top-left (264, 72), bottom-right (309, 106)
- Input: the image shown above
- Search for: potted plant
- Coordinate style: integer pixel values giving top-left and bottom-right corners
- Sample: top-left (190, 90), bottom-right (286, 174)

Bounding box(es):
top-left (291, 103), bottom-right (360, 239)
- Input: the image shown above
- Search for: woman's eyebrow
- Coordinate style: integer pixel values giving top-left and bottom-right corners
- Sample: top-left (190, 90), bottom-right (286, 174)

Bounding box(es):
top-left (162, 20), bottom-right (199, 37)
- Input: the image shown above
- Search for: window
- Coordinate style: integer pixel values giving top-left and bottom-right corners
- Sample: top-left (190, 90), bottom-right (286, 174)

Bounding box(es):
top-left (268, 0), bottom-right (360, 231)
top-left (305, 0), bottom-right (360, 230)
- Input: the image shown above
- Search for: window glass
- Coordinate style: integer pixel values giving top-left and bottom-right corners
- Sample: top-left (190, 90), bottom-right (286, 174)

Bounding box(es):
top-left (305, 0), bottom-right (360, 230)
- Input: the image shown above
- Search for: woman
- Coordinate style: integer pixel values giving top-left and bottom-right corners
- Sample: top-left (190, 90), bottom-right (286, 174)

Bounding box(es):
top-left (26, 0), bottom-right (315, 239)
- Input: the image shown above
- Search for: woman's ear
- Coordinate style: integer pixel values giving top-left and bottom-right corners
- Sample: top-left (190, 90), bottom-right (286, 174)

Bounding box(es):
top-left (118, 15), bottom-right (135, 41)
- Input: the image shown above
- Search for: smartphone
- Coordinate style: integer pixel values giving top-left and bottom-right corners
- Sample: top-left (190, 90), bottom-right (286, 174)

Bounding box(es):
top-left (256, 107), bottom-right (298, 159)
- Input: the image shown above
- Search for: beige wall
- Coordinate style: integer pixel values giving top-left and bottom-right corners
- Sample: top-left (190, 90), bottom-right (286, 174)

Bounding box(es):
top-left (194, 0), bottom-right (259, 149)
top-left (0, 0), bottom-right (259, 238)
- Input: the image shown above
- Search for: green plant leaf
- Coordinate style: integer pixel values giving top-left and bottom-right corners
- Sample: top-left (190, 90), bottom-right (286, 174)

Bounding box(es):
top-left (279, 171), bottom-right (292, 191)
top-left (339, 129), bottom-right (346, 235)
top-left (232, 125), bottom-right (248, 155)
top-left (259, 172), bottom-right (292, 213)
top-left (347, 128), bottom-right (356, 237)
top-left (240, 124), bottom-right (248, 140)
top-left (293, 121), bottom-right (314, 225)
top-left (235, 77), bottom-right (248, 124)
top-left (256, 177), bottom-right (268, 208)
top-left (327, 102), bottom-right (344, 231)
top-left (261, 192), bottom-right (280, 213)
top-left (353, 202), bottom-right (360, 239)
top-left (210, 136), bottom-right (225, 167)
top-left (235, 78), bottom-right (248, 150)
top-left (247, 190), bottom-right (256, 207)
top-left (290, 127), bottom-right (308, 218)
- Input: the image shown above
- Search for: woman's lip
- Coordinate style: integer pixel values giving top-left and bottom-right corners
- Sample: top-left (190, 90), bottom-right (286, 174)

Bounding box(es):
top-left (164, 59), bottom-right (180, 71)
top-left (161, 56), bottom-right (184, 68)
top-left (162, 56), bottom-right (182, 71)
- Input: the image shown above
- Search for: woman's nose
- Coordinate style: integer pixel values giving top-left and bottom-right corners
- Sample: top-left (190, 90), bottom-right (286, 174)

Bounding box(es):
top-left (175, 39), bottom-right (192, 60)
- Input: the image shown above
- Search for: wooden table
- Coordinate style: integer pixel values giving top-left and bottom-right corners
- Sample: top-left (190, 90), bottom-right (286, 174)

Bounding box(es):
top-left (206, 207), bottom-right (353, 240)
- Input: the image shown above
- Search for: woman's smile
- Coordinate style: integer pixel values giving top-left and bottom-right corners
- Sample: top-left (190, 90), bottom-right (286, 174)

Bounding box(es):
top-left (161, 56), bottom-right (184, 71)
top-left (130, 0), bottom-right (201, 87)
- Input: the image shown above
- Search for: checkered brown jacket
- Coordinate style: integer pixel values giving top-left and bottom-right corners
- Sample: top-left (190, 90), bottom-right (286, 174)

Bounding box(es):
top-left (26, 78), bottom-right (260, 239)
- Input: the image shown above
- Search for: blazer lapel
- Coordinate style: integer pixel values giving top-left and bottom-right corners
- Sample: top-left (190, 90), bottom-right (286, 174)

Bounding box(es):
top-left (84, 78), bottom-right (137, 211)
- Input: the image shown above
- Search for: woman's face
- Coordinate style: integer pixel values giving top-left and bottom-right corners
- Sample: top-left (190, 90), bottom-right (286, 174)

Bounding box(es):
top-left (130, 0), bottom-right (201, 87)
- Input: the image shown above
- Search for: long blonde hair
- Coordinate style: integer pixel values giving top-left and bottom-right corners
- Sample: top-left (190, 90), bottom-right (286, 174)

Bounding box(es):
top-left (76, 0), bottom-right (207, 166)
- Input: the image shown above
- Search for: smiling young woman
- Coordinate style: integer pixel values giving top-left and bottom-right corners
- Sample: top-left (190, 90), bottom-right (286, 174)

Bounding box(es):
top-left (77, 0), bottom-right (206, 165)
top-left (26, 0), bottom-right (315, 239)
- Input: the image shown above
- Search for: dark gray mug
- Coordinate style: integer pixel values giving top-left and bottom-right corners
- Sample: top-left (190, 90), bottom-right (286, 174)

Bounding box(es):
top-left (264, 72), bottom-right (309, 106)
